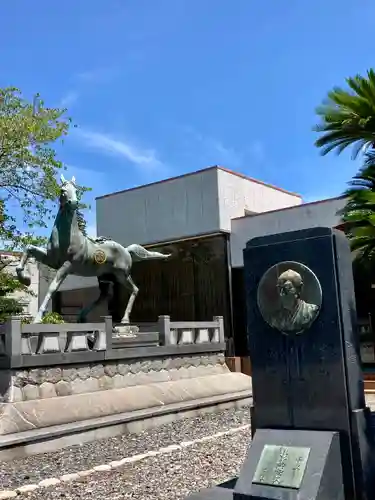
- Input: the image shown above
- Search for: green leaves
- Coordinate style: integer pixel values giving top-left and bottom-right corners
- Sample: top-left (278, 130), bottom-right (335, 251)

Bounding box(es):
top-left (0, 256), bottom-right (34, 323)
top-left (314, 69), bottom-right (375, 158)
top-left (0, 86), bottom-right (92, 322)
top-left (339, 153), bottom-right (375, 266)
top-left (0, 86), bottom-right (91, 250)
top-left (22, 311), bottom-right (65, 324)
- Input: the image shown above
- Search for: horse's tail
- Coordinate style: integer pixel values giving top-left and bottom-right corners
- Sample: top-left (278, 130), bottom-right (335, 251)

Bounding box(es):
top-left (126, 244), bottom-right (171, 262)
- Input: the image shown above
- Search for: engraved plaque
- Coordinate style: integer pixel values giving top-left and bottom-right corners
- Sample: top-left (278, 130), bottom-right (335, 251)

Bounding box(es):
top-left (252, 445), bottom-right (310, 489)
top-left (257, 261), bottom-right (322, 335)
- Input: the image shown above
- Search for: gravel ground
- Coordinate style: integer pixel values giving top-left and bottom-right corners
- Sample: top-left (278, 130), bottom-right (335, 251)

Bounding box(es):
top-left (0, 406), bottom-right (251, 491)
top-left (26, 430), bottom-right (250, 500)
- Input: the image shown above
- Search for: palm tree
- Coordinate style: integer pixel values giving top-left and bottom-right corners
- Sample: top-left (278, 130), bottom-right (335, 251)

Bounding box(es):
top-left (315, 69), bottom-right (375, 158)
top-left (314, 69), bottom-right (375, 268)
top-left (339, 151), bottom-right (375, 265)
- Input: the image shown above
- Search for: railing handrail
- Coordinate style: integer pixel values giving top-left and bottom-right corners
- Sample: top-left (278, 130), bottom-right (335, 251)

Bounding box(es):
top-left (22, 322), bottom-right (106, 334)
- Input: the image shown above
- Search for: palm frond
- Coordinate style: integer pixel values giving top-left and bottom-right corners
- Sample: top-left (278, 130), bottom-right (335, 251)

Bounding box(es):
top-left (314, 69), bottom-right (375, 157)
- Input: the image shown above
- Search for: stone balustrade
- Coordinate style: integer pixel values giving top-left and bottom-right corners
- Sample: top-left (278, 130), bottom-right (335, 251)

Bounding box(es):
top-left (0, 313), bottom-right (250, 460)
top-left (0, 315), bottom-right (225, 371)
top-left (0, 317), bottom-right (111, 361)
top-left (158, 315), bottom-right (225, 345)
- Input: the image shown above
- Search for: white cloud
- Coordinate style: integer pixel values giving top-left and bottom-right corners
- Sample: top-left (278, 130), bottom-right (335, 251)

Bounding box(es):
top-left (206, 139), bottom-right (242, 168)
top-left (74, 68), bottom-right (119, 84)
top-left (75, 129), bottom-right (163, 169)
top-left (59, 91), bottom-right (79, 108)
top-left (180, 126), bottom-right (243, 168)
top-left (248, 140), bottom-right (266, 163)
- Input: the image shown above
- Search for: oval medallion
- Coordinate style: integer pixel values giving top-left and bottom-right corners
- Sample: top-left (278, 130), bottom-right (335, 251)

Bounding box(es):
top-left (257, 261), bottom-right (322, 335)
top-left (93, 249), bottom-right (107, 265)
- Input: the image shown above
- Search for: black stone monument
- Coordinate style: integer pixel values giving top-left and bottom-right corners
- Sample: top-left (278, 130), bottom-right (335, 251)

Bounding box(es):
top-left (187, 227), bottom-right (375, 500)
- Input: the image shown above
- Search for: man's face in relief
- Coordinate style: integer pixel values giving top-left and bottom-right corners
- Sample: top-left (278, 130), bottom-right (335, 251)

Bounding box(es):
top-left (277, 278), bottom-right (299, 310)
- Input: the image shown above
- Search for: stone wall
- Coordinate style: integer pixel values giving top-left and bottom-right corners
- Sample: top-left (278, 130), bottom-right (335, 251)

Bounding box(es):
top-left (8, 353), bottom-right (227, 402)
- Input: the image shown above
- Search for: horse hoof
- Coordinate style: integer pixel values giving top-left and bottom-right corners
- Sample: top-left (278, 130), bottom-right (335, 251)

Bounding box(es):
top-left (21, 277), bottom-right (31, 286)
top-left (16, 269), bottom-right (31, 287)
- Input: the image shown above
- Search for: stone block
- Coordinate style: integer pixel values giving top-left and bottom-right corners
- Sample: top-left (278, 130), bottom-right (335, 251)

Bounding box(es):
top-left (140, 372), bottom-right (156, 385)
top-left (77, 366), bottom-right (91, 380)
top-left (124, 373), bottom-right (138, 387)
top-left (218, 355), bottom-right (226, 365)
top-left (39, 382), bottom-right (57, 399)
top-left (170, 357), bottom-right (182, 369)
top-left (201, 356), bottom-right (210, 366)
top-left (98, 375), bottom-right (113, 390)
top-left (90, 364), bottom-right (105, 379)
top-left (71, 377), bottom-right (99, 395)
top-left (161, 357), bottom-right (172, 370)
top-left (45, 367), bottom-right (62, 384)
top-left (12, 371), bottom-right (27, 388)
top-left (62, 367), bottom-right (77, 382)
top-left (117, 362), bottom-right (130, 375)
top-left (0, 372), bottom-right (251, 436)
top-left (148, 369), bottom-right (170, 383)
top-left (140, 360), bottom-right (153, 373)
top-left (151, 359), bottom-right (163, 371)
top-left (55, 380), bottom-right (72, 397)
top-left (22, 384), bottom-right (39, 401)
top-left (104, 363), bottom-right (117, 377)
top-left (191, 356), bottom-right (201, 367)
top-left (129, 361), bottom-right (141, 374)
top-left (10, 386), bottom-right (23, 402)
top-left (113, 374), bottom-right (126, 389)
top-left (27, 369), bottom-right (44, 385)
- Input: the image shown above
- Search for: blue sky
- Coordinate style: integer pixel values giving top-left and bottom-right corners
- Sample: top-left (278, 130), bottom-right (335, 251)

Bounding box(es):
top-left (1, 0), bottom-right (374, 236)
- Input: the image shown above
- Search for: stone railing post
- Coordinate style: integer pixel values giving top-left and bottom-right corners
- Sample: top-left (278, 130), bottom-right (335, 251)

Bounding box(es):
top-left (5, 316), bottom-right (22, 357)
top-left (104, 316), bottom-right (113, 351)
top-left (158, 315), bottom-right (172, 345)
top-left (213, 316), bottom-right (225, 343)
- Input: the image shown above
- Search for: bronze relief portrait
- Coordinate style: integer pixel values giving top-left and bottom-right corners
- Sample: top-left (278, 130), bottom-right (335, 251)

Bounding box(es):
top-left (257, 261), bottom-right (322, 334)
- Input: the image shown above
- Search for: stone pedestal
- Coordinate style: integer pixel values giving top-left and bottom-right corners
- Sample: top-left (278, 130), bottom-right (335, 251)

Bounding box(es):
top-left (112, 324), bottom-right (139, 339)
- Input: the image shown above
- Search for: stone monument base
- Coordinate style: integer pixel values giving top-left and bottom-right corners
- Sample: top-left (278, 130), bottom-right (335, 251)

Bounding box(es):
top-left (188, 429), bottom-right (344, 500)
top-left (0, 372), bottom-right (251, 461)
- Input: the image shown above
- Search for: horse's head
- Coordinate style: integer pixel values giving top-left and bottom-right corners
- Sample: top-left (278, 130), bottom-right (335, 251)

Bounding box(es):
top-left (59, 174), bottom-right (78, 210)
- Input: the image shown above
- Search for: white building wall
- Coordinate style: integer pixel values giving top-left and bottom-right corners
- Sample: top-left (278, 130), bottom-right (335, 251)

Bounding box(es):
top-left (96, 168), bottom-right (220, 246)
top-left (60, 167), bottom-right (307, 292)
top-left (217, 169), bottom-right (302, 232)
top-left (230, 196), bottom-right (347, 268)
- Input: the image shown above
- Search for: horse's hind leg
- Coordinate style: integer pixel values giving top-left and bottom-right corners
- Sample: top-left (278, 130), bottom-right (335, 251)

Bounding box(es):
top-left (116, 273), bottom-right (139, 324)
top-left (77, 278), bottom-right (112, 323)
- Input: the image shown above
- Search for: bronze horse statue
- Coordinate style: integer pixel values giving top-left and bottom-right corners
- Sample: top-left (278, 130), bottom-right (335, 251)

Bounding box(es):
top-left (16, 174), bottom-right (171, 324)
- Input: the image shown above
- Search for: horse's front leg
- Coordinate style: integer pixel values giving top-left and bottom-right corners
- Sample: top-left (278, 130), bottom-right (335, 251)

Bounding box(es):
top-left (16, 245), bottom-right (49, 286)
top-left (33, 261), bottom-right (72, 323)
